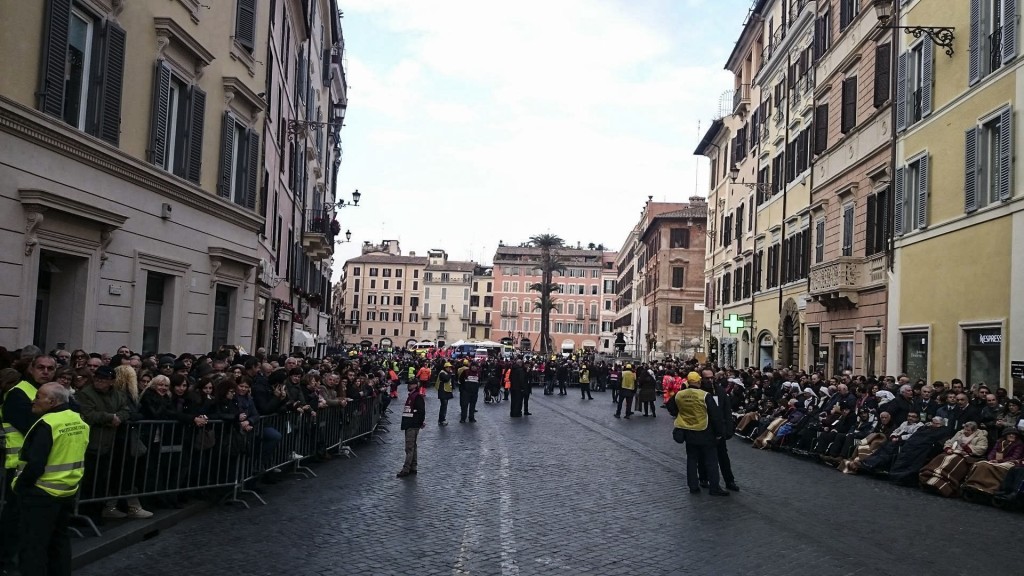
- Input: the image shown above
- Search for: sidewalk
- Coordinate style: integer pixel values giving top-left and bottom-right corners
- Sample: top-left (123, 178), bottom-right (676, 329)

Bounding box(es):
top-left (71, 501), bottom-right (210, 569)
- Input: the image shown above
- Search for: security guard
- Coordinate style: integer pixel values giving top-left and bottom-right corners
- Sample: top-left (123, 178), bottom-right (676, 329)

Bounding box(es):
top-left (614, 364), bottom-right (636, 419)
top-left (14, 382), bottom-right (89, 576)
top-left (0, 355), bottom-right (52, 573)
top-left (672, 372), bottom-right (728, 496)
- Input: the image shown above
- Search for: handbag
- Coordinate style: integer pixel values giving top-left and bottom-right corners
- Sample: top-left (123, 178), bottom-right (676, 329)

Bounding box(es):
top-left (193, 427), bottom-right (216, 452)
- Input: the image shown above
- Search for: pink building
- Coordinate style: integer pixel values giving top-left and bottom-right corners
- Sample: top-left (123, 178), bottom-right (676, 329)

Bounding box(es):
top-left (491, 244), bottom-right (608, 353)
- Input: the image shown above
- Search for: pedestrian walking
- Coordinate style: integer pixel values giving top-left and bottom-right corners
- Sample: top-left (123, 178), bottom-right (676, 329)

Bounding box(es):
top-left (670, 372), bottom-right (728, 496)
top-left (614, 364), bottom-right (636, 419)
top-left (14, 383), bottom-right (90, 576)
top-left (397, 380), bottom-right (425, 478)
top-left (459, 361), bottom-right (481, 423)
top-left (697, 369), bottom-right (740, 491)
top-left (579, 365), bottom-right (594, 400)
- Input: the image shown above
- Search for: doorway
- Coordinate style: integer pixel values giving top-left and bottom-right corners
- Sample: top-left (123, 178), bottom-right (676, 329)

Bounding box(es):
top-left (212, 286), bottom-right (233, 350)
top-left (34, 252), bottom-right (88, 351)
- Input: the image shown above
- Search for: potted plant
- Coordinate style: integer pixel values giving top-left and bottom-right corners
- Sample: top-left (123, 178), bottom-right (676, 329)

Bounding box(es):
top-left (330, 219), bottom-right (341, 236)
top-left (306, 293), bottom-right (324, 308)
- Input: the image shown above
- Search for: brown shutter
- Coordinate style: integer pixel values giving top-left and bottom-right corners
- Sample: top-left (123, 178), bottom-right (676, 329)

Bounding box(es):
top-left (38, 0), bottom-right (72, 117)
top-left (148, 60), bottom-right (171, 166)
top-left (245, 129), bottom-right (261, 209)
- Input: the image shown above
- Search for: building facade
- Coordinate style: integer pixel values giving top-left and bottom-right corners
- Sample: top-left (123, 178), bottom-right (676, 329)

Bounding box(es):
top-left (422, 250), bottom-right (476, 346)
top-left (889, 0), bottom-right (1024, 393)
top-left (340, 241), bottom-right (426, 349)
top-left (805, 0), bottom-right (892, 377)
top-left (491, 244), bottom-right (607, 353)
top-left (0, 0), bottom-right (271, 354)
top-left (468, 267), bottom-right (494, 343)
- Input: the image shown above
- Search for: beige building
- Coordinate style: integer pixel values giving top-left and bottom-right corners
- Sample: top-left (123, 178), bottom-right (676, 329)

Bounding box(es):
top-left (0, 0), bottom-right (269, 354)
top-left (340, 240), bottom-right (426, 348)
top-left (468, 267), bottom-right (494, 342)
top-left (422, 250), bottom-right (476, 346)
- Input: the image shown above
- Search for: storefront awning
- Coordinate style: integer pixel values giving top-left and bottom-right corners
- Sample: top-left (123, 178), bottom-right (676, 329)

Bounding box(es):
top-left (292, 328), bottom-right (316, 349)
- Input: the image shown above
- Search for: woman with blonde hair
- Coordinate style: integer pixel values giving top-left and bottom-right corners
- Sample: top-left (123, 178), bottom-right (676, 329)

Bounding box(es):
top-left (112, 363), bottom-right (153, 518)
top-left (114, 364), bottom-right (140, 405)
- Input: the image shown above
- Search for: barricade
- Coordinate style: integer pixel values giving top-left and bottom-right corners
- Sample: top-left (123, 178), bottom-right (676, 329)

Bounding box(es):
top-left (64, 392), bottom-right (391, 537)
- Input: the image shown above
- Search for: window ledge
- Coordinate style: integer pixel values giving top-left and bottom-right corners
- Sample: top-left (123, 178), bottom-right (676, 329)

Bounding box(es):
top-left (154, 17), bottom-right (214, 68)
top-left (173, 0), bottom-right (202, 24)
top-left (230, 40), bottom-right (257, 78)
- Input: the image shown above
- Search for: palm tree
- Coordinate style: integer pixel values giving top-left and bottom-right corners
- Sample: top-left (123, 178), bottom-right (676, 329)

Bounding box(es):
top-left (528, 234), bottom-right (564, 355)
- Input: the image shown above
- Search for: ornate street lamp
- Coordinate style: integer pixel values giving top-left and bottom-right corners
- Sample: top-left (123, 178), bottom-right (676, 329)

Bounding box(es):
top-left (872, 0), bottom-right (956, 57)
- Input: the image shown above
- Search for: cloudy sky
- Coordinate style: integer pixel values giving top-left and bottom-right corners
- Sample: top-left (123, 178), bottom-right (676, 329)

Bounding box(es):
top-left (332, 0), bottom-right (751, 278)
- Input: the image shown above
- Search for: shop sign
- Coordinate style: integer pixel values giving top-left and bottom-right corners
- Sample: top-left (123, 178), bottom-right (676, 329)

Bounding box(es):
top-left (969, 330), bottom-right (1002, 346)
top-left (1012, 361), bottom-right (1024, 380)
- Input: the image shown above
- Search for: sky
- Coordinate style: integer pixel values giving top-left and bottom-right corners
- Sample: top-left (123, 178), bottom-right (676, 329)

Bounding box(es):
top-left (332, 0), bottom-right (754, 279)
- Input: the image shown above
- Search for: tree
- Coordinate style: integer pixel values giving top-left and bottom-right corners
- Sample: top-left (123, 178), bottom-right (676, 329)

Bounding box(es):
top-left (528, 234), bottom-right (564, 355)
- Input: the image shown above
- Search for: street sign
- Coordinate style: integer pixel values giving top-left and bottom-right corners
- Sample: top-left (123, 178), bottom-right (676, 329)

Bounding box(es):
top-left (724, 314), bottom-right (745, 334)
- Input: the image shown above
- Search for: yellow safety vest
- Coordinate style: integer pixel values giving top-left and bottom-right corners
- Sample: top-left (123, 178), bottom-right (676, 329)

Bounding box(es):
top-left (15, 409), bottom-right (89, 498)
top-left (673, 388), bottom-right (709, 431)
top-left (580, 369), bottom-right (590, 384)
top-left (621, 371), bottom-right (636, 391)
top-left (2, 381), bottom-right (38, 469)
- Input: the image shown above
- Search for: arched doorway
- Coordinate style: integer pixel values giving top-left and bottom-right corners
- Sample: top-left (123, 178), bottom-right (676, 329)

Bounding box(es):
top-left (758, 331), bottom-right (775, 370)
top-left (781, 317), bottom-right (795, 368)
top-left (777, 298), bottom-right (800, 369)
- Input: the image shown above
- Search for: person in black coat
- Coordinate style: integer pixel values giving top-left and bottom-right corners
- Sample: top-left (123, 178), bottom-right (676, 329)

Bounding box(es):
top-left (509, 361), bottom-right (531, 417)
top-left (671, 374), bottom-right (727, 496)
top-left (697, 369), bottom-right (739, 491)
top-left (397, 380), bottom-right (425, 478)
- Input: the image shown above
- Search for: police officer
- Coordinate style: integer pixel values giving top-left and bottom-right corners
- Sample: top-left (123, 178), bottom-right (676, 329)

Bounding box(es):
top-left (14, 382), bottom-right (89, 576)
top-left (1, 355), bottom-right (54, 573)
top-left (671, 372), bottom-right (728, 496)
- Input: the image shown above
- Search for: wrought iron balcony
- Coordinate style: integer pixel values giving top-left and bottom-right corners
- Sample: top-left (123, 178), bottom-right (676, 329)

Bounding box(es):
top-left (301, 208), bottom-right (335, 261)
top-left (500, 310), bottom-right (518, 318)
top-left (732, 84), bottom-right (750, 114)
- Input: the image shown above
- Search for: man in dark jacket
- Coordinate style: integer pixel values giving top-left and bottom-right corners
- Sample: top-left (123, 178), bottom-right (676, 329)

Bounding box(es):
top-left (509, 361), bottom-right (527, 417)
top-left (671, 372), bottom-right (728, 496)
top-left (397, 380), bottom-right (425, 478)
top-left (697, 369), bottom-right (740, 491)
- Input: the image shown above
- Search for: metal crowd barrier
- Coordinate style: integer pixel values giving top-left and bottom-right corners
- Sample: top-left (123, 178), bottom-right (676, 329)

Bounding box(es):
top-left (65, 393), bottom-right (388, 537)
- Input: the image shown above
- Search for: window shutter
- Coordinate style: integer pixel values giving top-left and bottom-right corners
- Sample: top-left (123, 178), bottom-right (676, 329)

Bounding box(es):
top-left (842, 204), bottom-right (854, 255)
top-left (186, 85), bottom-right (206, 184)
top-left (874, 43), bottom-right (891, 107)
top-left (1004, 0), bottom-right (1018, 64)
top-left (246, 129), bottom-right (261, 210)
top-left (839, 0), bottom-right (850, 30)
top-left (39, 0), bottom-right (72, 117)
top-left (96, 22), bottom-right (126, 146)
top-left (964, 127), bottom-right (979, 213)
top-left (218, 113), bottom-right (235, 198)
top-left (969, 0), bottom-right (982, 85)
top-left (917, 155), bottom-right (929, 230)
top-left (921, 39), bottom-right (934, 117)
top-left (865, 194), bottom-right (876, 255)
top-left (999, 106), bottom-right (1013, 201)
top-left (235, 0), bottom-right (257, 52)
top-left (813, 17), bottom-right (823, 61)
top-left (841, 77), bottom-right (857, 133)
top-left (814, 104), bottom-right (828, 154)
top-left (894, 166), bottom-right (905, 236)
top-left (896, 52), bottom-right (908, 131)
top-left (148, 60), bottom-right (171, 166)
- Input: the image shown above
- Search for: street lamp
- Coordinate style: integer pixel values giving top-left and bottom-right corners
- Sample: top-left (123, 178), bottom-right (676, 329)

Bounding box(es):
top-left (872, 0), bottom-right (956, 57)
top-left (729, 165), bottom-right (771, 194)
top-left (335, 229), bottom-right (352, 244)
top-left (332, 189), bottom-right (361, 210)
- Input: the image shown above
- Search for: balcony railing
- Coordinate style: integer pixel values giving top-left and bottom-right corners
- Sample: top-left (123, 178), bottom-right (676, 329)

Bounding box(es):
top-left (438, 311), bottom-right (448, 319)
top-left (575, 312), bottom-right (584, 320)
top-left (732, 84), bottom-right (750, 113)
top-left (301, 208), bottom-right (335, 261)
top-left (500, 310), bottom-right (518, 318)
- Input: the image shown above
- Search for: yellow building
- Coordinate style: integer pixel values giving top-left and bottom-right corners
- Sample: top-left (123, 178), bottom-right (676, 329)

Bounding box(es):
top-left (889, 0), bottom-right (1024, 393)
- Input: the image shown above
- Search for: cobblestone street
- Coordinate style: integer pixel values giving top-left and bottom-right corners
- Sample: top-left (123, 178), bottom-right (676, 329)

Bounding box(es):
top-left (78, 388), bottom-right (1024, 576)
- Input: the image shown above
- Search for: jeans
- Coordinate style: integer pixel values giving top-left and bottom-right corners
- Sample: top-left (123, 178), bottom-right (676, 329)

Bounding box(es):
top-left (402, 428), bottom-right (419, 473)
top-left (460, 385), bottom-right (479, 421)
top-left (686, 443), bottom-right (720, 490)
top-left (18, 492), bottom-right (74, 576)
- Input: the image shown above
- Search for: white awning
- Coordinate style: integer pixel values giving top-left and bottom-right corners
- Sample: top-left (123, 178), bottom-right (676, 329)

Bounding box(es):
top-left (292, 328), bottom-right (315, 349)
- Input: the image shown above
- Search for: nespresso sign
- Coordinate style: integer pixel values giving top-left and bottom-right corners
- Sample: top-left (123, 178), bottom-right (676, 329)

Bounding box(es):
top-left (970, 331), bottom-right (1002, 346)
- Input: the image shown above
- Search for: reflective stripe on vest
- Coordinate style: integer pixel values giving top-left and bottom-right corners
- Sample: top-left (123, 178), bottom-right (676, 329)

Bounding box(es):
top-left (1, 381), bottom-right (38, 469)
top-left (673, 388), bottom-right (709, 431)
top-left (14, 409), bottom-right (90, 498)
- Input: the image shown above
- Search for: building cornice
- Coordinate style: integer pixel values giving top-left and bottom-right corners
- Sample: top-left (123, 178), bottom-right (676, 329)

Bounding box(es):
top-left (18, 188), bottom-right (128, 229)
top-left (0, 96), bottom-right (264, 233)
top-left (154, 17), bottom-right (215, 67)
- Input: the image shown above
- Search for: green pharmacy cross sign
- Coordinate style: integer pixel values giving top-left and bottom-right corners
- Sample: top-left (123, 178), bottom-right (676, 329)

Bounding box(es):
top-left (724, 314), bottom-right (745, 334)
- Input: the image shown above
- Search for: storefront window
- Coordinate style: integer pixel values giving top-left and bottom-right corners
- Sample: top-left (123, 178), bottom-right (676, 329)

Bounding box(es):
top-left (864, 333), bottom-right (881, 377)
top-left (902, 332), bottom-right (928, 382)
top-left (966, 328), bottom-right (1002, 388)
top-left (833, 340), bottom-right (853, 376)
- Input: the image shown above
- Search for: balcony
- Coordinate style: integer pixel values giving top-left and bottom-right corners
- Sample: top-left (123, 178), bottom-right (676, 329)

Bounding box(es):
top-left (589, 313), bottom-right (599, 321)
top-left (500, 310), bottom-right (518, 318)
top-left (575, 311), bottom-right (584, 320)
top-left (437, 330), bottom-right (447, 338)
top-left (438, 311), bottom-right (448, 319)
top-left (732, 84), bottom-right (750, 114)
top-left (422, 312), bottom-right (433, 319)
top-left (459, 314), bottom-right (470, 321)
top-left (808, 255), bottom-right (886, 309)
top-left (301, 209), bottom-right (334, 261)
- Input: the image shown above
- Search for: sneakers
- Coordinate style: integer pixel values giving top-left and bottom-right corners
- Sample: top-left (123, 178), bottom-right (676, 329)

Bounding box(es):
top-left (102, 506), bottom-right (127, 519)
top-left (126, 505), bottom-right (154, 519)
top-left (291, 451), bottom-right (305, 460)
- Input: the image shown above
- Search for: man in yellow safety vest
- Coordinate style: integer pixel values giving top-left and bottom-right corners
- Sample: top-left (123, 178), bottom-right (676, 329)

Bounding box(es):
top-left (14, 382), bottom-right (90, 576)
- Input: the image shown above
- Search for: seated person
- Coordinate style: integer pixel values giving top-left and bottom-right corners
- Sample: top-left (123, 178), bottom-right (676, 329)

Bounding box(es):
top-left (837, 411), bottom-right (895, 474)
top-left (962, 428), bottom-right (1024, 497)
top-left (919, 420), bottom-right (988, 496)
top-left (753, 400), bottom-right (806, 450)
top-left (885, 416), bottom-right (953, 485)
top-left (812, 404), bottom-right (857, 457)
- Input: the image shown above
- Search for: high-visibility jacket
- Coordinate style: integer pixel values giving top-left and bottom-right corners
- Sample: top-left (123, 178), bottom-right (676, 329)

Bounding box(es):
top-left (15, 408), bottom-right (89, 498)
top-left (673, 388), bottom-right (710, 431)
top-left (621, 370), bottom-right (636, 391)
top-left (2, 381), bottom-right (38, 469)
top-left (579, 369), bottom-right (590, 384)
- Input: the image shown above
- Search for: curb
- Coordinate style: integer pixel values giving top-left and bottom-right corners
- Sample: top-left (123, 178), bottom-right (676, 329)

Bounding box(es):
top-left (71, 501), bottom-right (211, 569)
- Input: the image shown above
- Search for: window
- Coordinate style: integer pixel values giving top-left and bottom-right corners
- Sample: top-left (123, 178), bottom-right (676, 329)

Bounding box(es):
top-left (395, 312), bottom-right (403, 322)
top-left (814, 219), bottom-right (825, 263)
top-left (397, 281), bottom-right (402, 290)
top-left (218, 113), bottom-right (260, 209)
top-left (965, 327), bottom-right (1003, 387)
top-left (353, 279), bottom-right (360, 293)
top-left (669, 228), bottom-right (690, 248)
top-left (864, 333), bottom-right (882, 376)
top-left (150, 62), bottom-right (206, 183)
top-left (895, 154), bottom-right (930, 235)
top-left (366, 295), bottom-right (376, 305)
top-left (841, 76), bottom-right (858, 134)
top-left (413, 270), bottom-right (419, 278)
top-left (721, 272), bottom-right (731, 305)
top-left (353, 267), bottom-right (361, 276)
top-left (865, 188), bottom-right (889, 257)
top-left (369, 279), bottom-right (375, 289)
top-left (874, 43), bottom-right (891, 107)
top-left (383, 268), bottom-right (392, 277)
top-left (381, 295), bottom-right (389, 306)
top-left (396, 269), bottom-right (403, 277)
top-left (38, 4), bottom-right (126, 145)
top-left (671, 267), bottom-right (685, 289)
top-left (841, 203), bottom-right (855, 256)
top-left (369, 268), bottom-right (378, 276)
top-left (897, 41), bottom-right (933, 130)
top-left (383, 280), bottom-right (389, 290)
top-left (670, 306), bottom-right (683, 325)
top-left (380, 312), bottom-right (389, 322)
top-left (366, 310), bottom-right (376, 321)
top-left (838, 0), bottom-right (859, 32)
top-left (902, 331), bottom-right (929, 382)
top-left (966, 106), bottom-right (1013, 212)
top-left (234, 0), bottom-right (258, 52)
top-left (971, 0), bottom-right (1019, 85)
top-left (394, 296), bottom-right (403, 306)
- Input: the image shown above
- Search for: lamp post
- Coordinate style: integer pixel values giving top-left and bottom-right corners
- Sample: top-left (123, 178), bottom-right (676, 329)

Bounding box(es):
top-left (335, 229), bottom-right (352, 245)
top-left (331, 189), bottom-right (361, 210)
top-left (872, 0), bottom-right (956, 57)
